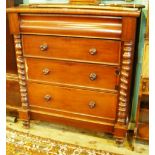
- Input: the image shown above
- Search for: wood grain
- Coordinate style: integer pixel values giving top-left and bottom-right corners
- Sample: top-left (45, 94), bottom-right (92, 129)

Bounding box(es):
top-left (20, 14), bottom-right (122, 39)
top-left (121, 17), bottom-right (137, 41)
top-left (137, 123), bottom-right (149, 140)
top-left (6, 74), bottom-right (21, 107)
top-left (27, 82), bottom-right (118, 119)
top-left (7, 6), bottom-right (140, 17)
top-left (8, 13), bottom-right (20, 34)
top-left (30, 110), bottom-right (114, 133)
top-left (26, 58), bottom-right (119, 90)
top-left (6, 15), bottom-right (17, 74)
top-left (6, 0), bottom-right (17, 74)
top-left (22, 35), bottom-right (121, 65)
top-left (70, 0), bottom-right (101, 5)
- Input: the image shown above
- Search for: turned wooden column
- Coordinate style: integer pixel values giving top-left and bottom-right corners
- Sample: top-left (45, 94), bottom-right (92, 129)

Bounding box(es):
top-left (114, 17), bottom-right (137, 144)
top-left (13, 35), bottom-right (30, 128)
top-left (8, 11), bottom-right (30, 128)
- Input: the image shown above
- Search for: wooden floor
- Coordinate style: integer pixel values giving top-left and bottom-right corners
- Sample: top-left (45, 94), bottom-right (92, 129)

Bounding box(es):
top-left (6, 117), bottom-right (149, 155)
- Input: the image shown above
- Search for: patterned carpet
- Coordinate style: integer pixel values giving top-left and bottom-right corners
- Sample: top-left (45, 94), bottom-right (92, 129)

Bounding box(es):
top-left (6, 127), bottom-right (121, 155)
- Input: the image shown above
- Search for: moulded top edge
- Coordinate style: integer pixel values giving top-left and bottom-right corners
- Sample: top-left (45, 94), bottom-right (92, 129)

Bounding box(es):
top-left (6, 5), bottom-right (141, 17)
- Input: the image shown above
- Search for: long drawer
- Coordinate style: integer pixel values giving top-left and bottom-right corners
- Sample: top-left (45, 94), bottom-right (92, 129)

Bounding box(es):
top-left (26, 58), bottom-right (119, 90)
top-left (20, 14), bottom-right (122, 39)
top-left (27, 82), bottom-right (118, 119)
top-left (22, 35), bottom-right (121, 65)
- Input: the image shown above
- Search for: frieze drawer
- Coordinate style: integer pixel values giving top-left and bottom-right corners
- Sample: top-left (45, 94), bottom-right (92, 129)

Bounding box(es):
top-left (20, 14), bottom-right (122, 39)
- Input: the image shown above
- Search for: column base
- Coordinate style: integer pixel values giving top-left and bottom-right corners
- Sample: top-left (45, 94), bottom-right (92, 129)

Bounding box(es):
top-left (19, 108), bottom-right (30, 129)
top-left (114, 123), bottom-right (128, 145)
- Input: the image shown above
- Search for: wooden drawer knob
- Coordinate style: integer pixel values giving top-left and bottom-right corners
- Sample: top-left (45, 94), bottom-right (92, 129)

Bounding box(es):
top-left (89, 73), bottom-right (97, 81)
top-left (115, 69), bottom-right (120, 75)
top-left (89, 48), bottom-right (97, 55)
top-left (44, 95), bottom-right (51, 102)
top-left (88, 101), bottom-right (96, 109)
top-left (40, 44), bottom-right (48, 51)
top-left (42, 68), bottom-right (50, 75)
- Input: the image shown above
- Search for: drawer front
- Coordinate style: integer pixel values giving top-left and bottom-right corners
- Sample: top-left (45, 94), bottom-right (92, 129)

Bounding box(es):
top-left (20, 14), bottom-right (122, 39)
top-left (23, 35), bottom-right (121, 65)
top-left (28, 82), bottom-right (118, 119)
top-left (26, 58), bottom-right (119, 90)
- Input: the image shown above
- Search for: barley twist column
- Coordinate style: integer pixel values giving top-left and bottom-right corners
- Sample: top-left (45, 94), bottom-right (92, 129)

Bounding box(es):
top-left (14, 34), bottom-right (30, 128)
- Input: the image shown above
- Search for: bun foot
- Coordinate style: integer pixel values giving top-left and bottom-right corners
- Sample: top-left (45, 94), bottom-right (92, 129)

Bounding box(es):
top-left (115, 138), bottom-right (124, 147)
top-left (23, 120), bottom-right (30, 129)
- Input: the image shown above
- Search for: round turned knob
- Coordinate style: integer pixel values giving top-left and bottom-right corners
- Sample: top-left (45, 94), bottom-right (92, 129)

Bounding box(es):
top-left (115, 69), bottom-right (120, 76)
top-left (40, 44), bottom-right (48, 51)
top-left (42, 68), bottom-right (50, 75)
top-left (88, 101), bottom-right (96, 109)
top-left (89, 48), bottom-right (97, 55)
top-left (89, 73), bottom-right (97, 81)
top-left (44, 95), bottom-right (51, 102)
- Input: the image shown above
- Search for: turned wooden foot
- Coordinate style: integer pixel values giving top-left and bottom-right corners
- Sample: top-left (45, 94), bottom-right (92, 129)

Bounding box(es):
top-left (23, 120), bottom-right (30, 129)
top-left (115, 138), bottom-right (124, 147)
top-left (19, 108), bottom-right (30, 128)
top-left (114, 123), bottom-right (127, 147)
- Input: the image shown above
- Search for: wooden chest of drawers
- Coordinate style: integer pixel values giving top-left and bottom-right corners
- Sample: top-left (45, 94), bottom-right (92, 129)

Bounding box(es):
top-left (7, 5), bottom-right (141, 143)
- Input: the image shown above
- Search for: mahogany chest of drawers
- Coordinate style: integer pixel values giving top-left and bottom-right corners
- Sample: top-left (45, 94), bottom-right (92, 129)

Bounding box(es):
top-left (7, 5), bottom-right (141, 143)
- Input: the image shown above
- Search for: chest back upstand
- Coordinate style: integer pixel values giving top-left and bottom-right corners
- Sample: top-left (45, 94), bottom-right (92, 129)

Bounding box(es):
top-left (7, 5), bottom-right (141, 143)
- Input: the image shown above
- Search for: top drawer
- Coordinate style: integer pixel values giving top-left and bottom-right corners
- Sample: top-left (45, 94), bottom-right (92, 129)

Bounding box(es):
top-left (22, 35), bottom-right (121, 65)
top-left (20, 14), bottom-right (122, 39)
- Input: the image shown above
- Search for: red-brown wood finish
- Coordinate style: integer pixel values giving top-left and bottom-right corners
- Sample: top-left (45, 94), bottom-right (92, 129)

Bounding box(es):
top-left (70, 0), bottom-right (101, 5)
top-left (26, 58), bottom-right (119, 90)
top-left (7, 6), bottom-right (140, 17)
top-left (6, 0), bottom-right (21, 115)
top-left (6, 17), bottom-right (17, 74)
top-left (114, 17), bottom-right (137, 143)
top-left (22, 35), bottom-right (121, 65)
top-left (14, 35), bottom-right (30, 128)
top-left (7, 5), bottom-right (141, 143)
top-left (20, 14), bottom-right (122, 39)
top-left (28, 82), bottom-right (118, 119)
top-left (6, 74), bottom-right (21, 107)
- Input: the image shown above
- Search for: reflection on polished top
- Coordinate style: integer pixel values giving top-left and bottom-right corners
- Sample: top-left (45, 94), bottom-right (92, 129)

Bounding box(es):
top-left (7, 3), bottom-right (143, 18)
